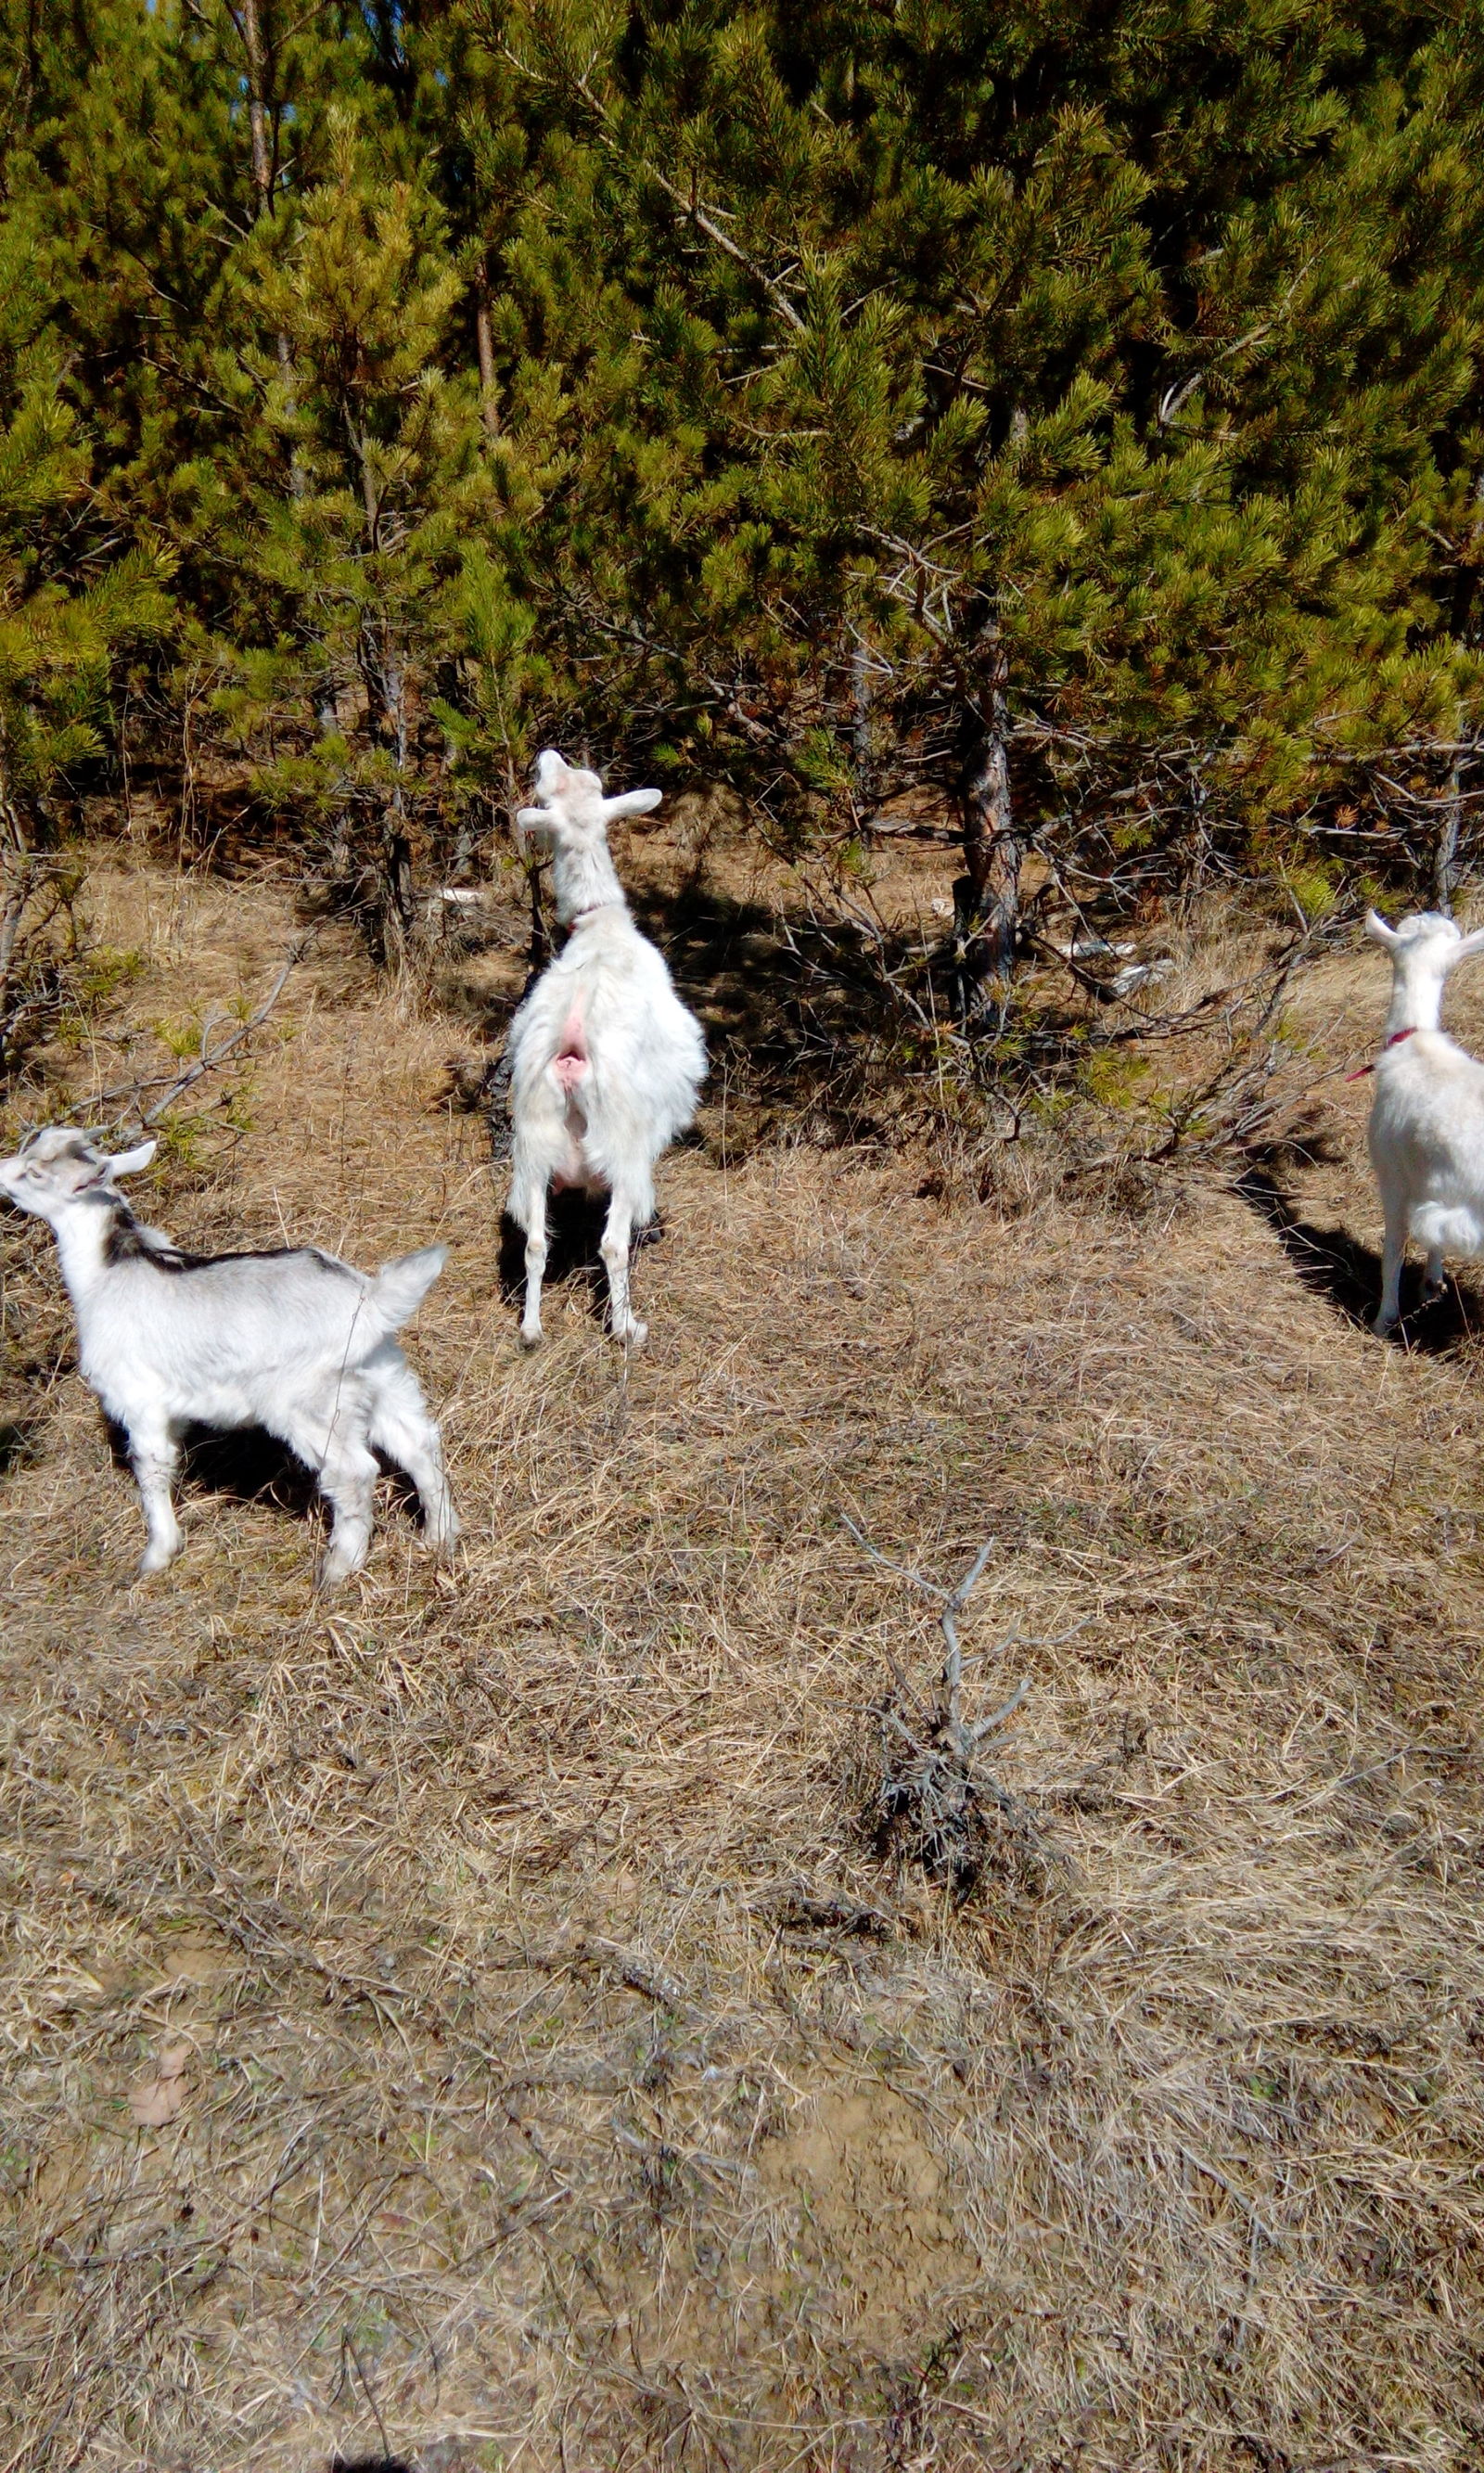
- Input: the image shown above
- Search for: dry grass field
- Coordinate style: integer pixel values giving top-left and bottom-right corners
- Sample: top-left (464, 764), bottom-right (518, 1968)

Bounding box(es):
top-left (6, 825), bottom-right (1484, 2473)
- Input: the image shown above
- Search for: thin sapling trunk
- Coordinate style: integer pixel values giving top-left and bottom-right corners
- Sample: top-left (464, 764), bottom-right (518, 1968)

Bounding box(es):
top-left (953, 638), bottom-right (1020, 1023)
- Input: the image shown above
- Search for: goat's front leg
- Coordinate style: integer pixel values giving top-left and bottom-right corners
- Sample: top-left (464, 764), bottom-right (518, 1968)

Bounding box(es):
top-left (1423, 1245), bottom-right (1447, 1305)
top-left (600, 1190), bottom-right (646, 1348)
top-left (126, 1416), bottom-right (184, 1574)
top-left (1375, 1200), bottom-right (1407, 1335)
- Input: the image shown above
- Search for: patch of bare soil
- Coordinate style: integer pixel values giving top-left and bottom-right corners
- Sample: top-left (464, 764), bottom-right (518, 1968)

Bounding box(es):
top-left (4, 851), bottom-right (1484, 2471)
top-left (757, 2083), bottom-right (979, 2353)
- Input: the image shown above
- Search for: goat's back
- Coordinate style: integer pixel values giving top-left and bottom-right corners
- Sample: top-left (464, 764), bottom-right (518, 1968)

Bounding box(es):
top-left (508, 918), bottom-right (706, 1160)
top-left (77, 1241), bottom-right (422, 1403)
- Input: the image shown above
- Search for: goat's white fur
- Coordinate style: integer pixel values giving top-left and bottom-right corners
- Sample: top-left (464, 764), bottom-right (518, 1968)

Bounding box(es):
top-left (0, 1126), bottom-right (457, 1582)
top-left (1363, 908), bottom-right (1484, 1333)
top-left (505, 750), bottom-right (707, 1346)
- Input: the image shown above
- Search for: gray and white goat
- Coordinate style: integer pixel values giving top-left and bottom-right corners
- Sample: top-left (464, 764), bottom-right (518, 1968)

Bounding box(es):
top-left (1362, 908), bottom-right (1484, 1332)
top-left (0, 1126), bottom-right (457, 1582)
top-left (505, 750), bottom-right (707, 1347)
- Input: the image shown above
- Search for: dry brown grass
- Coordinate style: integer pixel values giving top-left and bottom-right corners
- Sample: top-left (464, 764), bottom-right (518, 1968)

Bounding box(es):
top-left (5, 848), bottom-right (1484, 2472)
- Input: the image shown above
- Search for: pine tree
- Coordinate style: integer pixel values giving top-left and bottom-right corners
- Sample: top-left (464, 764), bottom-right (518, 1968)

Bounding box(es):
top-left (2, 0), bottom-right (1482, 1014)
top-left (0, 179), bottom-right (169, 1058)
top-left (470, 0), bottom-right (1484, 1014)
top-left (197, 109), bottom-right (492, 950)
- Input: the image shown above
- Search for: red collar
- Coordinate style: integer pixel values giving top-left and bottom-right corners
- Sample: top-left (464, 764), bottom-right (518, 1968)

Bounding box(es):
top-left (566, 900), bottom-right (626, 929)
top-left (1347, 1025), bottom-right (1417, 1082)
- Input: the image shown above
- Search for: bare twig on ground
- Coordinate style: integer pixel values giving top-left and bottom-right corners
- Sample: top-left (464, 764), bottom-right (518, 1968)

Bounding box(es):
top-left (94, 932), bottom-right (314, 1132)
top-left (844, 1518), bottom-right (1074, 1895)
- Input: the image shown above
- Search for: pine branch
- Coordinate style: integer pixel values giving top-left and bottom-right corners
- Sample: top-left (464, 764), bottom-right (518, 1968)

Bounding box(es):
top-left (497, 41), bottom-right (807, 333)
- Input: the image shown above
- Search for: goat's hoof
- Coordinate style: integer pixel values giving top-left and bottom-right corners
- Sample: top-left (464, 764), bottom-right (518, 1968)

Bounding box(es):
top-left (1423, 1278), bottom-right (1448, 1305)
top-left (1373, 1313), bottom-right (1398, 1338)
top-left (136, 1545), bottom-right (180, 1577)
top-left (619, 1320), bottom-right (648, 1351)
top-left (518, 1326), bottom-right (544, 1352)
top-left (317, 1553), bottom-right (365, 1591)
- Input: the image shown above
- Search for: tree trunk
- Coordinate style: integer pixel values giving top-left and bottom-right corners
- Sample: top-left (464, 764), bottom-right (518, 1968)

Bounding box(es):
top-left (0, 797), bottom-right (28, 993)
top-left (367, 631), bottom-right (416, 962)
top-left (953, 640), bottom-right (1018, 1021)
top-left (380, 814), bottom-right (415, 962)
top-left (0, 758), bottom-right (32, 1058)
top-left (1436, 750), bottom-right (1463, 915)
top-left (237, 1), bottom-right (304, 493)
top-left (851, 639), bottom-right (873, 814)
top-left (238, 0), bottom-right (274, 215)
top-left (474, 267), bottom-right (499, 440)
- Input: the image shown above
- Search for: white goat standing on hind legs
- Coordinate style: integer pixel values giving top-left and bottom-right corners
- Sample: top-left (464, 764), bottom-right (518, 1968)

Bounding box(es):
top-left (1363, 908), bottom-right (1484, 1334)
top-left (0, 1126), bottom-right (458, 1584)
top-left (505, 750), bottom-right (707, 1348)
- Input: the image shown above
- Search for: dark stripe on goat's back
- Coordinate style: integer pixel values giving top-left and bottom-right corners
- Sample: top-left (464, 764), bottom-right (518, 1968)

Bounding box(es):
top-left (103, 1213), bottom-right (203, 1271)
top-left (103, 1209), bottom-right (346, 1277)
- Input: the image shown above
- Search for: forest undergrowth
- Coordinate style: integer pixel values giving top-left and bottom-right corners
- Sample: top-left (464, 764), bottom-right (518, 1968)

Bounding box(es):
top-left (4, 822), bottom-right (1484, 2472)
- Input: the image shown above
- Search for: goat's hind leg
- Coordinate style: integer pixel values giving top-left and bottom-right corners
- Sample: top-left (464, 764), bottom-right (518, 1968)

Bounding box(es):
top-left (125, 1412), bottom-right (184, 1575)
top-left (275, 1388), bottom-right (380, 1586)
top-left (1423, 1245), bottom-right (1448, 1307)
top-left (366, 1346), bottom-right (458, 1552)
top-left (509, 1161), bottom-right (550, 1349)
top-left (600, 1181), bottom-right (649, 1348)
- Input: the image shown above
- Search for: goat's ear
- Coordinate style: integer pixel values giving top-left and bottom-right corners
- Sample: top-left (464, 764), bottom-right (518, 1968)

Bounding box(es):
top-left (603, 787), bottom-right (662, 823)
top-left (1453, 923), bottom-right (1484, 961)
top-left (1363, 908), bottom-right (1400, 951)
top-left (514, 807), bottom-right (557, 856)
top-left (106, 1138), bottom-right (158, 1180)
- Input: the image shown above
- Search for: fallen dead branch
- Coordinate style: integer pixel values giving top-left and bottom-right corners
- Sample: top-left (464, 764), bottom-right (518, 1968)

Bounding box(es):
top-left (844, 1518), bottom-right (1078, 1899)
top-left (94, 932), bottom-right (314, 1132)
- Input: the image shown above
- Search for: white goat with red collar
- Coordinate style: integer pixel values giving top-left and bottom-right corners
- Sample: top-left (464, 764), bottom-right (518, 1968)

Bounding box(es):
top-left (1363, 907), bottom-right (1484, 1333)
top-left (505, 750), bottom-right (707, 1347)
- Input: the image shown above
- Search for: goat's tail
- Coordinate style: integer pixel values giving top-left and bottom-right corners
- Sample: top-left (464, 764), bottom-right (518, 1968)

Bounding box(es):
top-left (368, 1243), bottom-right (448, 1333)
top-left (1412, 1204), bottom-right (1480, 1257)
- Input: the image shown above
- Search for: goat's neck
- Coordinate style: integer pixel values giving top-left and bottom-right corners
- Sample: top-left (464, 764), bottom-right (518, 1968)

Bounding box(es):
top-left (1386, 960), bottom-right (1448, 1039)
top-left (46, 1193), bottom-right (125, 1305)
top-left (551, 839), bottom-right (628, 928)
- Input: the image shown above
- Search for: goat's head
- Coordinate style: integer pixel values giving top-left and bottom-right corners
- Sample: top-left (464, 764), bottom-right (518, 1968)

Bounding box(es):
top-left (0, 1126), bottom-right (157, 1221)
top-left (1366, 910), bottom-right (1484, 967)
top-left (516, 750), bottom-right (661, 853)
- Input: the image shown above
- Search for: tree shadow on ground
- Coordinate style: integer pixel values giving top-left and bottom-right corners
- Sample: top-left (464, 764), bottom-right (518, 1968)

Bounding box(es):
top-left (1234, 1163), bottom-right (1484, 1353)
top-left (463, 876), bottom-right (953, 1154)
top-left (0, 1414), bottom-right (40, 1480)
top-left (632, 877), bottom-right (930, 1144)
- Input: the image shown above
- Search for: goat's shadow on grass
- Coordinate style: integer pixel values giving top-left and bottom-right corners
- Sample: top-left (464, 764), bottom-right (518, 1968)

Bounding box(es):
top-left (101, 1421), bottom-right (425, 1527)
top-left (1235, 1162), bottom-right (1484, 1354)
top-left (495, 1192), bottom-right (664, 1328)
